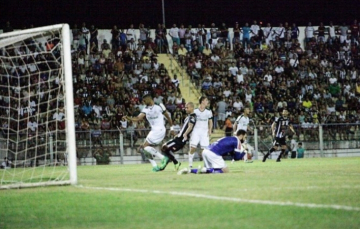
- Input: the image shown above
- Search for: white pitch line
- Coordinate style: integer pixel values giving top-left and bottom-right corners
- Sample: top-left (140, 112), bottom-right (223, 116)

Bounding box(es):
top-left (77, 185), bottom-right (360, 212)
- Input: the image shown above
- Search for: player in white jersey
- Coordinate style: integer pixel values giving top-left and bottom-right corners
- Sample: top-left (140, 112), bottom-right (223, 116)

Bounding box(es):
top-left (126, 94), bottom-right (173, 171)
top-left (233, 107), bottom-right (253, 162)
top-left (188, 96), bottom-right (213, 168)
top-left (233, 107), bottom-right (251, 133)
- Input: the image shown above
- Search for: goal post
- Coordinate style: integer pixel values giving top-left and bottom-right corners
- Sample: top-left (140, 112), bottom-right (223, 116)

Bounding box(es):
top-left (0, 24), bottom-right (77, 189)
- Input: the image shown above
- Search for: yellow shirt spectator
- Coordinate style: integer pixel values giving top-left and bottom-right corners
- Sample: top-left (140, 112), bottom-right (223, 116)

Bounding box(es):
top-left (302, 100), bottom-right (312, 109)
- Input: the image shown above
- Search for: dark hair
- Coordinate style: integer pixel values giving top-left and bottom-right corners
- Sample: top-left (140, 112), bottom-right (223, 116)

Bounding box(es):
top-left (198, 95), bottom-right (207, 104)
top-left (236, 129), bottom-right (247, 136)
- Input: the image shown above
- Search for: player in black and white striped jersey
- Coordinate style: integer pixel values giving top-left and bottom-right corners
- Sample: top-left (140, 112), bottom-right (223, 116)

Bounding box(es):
top-left (159, 102), bottom-right (196, 171)
top-left (263, 109), bottom-right (296, 162)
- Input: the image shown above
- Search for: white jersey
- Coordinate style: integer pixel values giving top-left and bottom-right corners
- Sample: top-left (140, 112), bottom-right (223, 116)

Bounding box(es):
top-left (235, 114), bottom-right (249, 132)
top-left (141, 103), bottom-right (166, 130)
top-left (193, 108), bottom-right (212, 130)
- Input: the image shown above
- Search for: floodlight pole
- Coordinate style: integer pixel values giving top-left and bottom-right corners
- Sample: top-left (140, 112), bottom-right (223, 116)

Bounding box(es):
top-left (162, 0), bottom-right (166, 26)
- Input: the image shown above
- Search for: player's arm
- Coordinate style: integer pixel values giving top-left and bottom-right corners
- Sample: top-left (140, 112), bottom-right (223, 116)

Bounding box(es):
top-left (233, 121), bottom-right (238, 133)
top-left (271, 121), bottom-right (276, 136)
top-left (208, 118), bottom-right (213, 136)
top-left (163, 111), bottom-right (173, 126)
top-left (289, 124), bottom-right (296, 135)
top-left (183, 123), bottom-right (194, 141)
top-left (126, 113), bottom-right (145, 122)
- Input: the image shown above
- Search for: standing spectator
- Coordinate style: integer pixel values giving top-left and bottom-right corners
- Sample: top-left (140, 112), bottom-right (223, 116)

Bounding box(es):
top-left (169, 24), bottom-right (180, 46)
top-left (81, 22), bottom-right (90, 54)
top-left (72, 24), bottom-right (80, 50)
top-left (90, 25), bottom-right (98, 49)
top-left (305, 22), bottom-right (315, 44)
top-left (350, 19), bottom-right (359, 44)
top-left (223, 115), bottom-right (233, 136)
top-left (126, 24), bottom-right (136, 43)
top-left (338, 22), bottom-right (349, 44)
top-left (317, 22), bottom-right (326, 43)
top-left (217, 97), bottom-right (227, 128)
top-left (290, 135), bottom-right (298, 159)
top-left (91, 126), bottom-right (103, 147)
top-left (139, 23), bottom-right (149, 44)
top-left (242, 23), bottom-right (251, 47)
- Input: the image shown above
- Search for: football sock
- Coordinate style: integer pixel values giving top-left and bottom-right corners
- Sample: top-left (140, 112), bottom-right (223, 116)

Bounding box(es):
top-left (188, 153), bottom-right (194, 167)
top-left (277, 149), bottom-right (286, 161)
top-left (144, 146), bottom-right (164, 160)
top-left (149, 159), bottom-right (158, 167)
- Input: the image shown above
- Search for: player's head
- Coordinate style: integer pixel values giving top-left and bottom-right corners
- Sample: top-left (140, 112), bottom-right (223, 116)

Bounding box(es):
top-left (282, 109), bottom-right (289, 117)
top-left (198, 95), bottom-right (209, 106)
top-left (244, 107), bottom-right (250, 115)
top-left (235, 129), bottom-right (247, 141)
top-left (142, 94), bottom-right (153, 106)
top-left (185, 102), bottom-right (194, 114)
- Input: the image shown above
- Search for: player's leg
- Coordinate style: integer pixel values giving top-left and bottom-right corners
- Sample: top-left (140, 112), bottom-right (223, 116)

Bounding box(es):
top-left (195, 149), bottom-right (228, 174)
top-left (142, 129), bottom-right (168, 171)
top-left (277, 144), bottom-right (287, 162)
top-left (263, 141), bottom-right (279, 162)
top-left (199, 132), bottom-right (210, 160)
top-left (160, 140), bottom-right (181, 171)
top-left (189, 131), bottom-right (200, 168)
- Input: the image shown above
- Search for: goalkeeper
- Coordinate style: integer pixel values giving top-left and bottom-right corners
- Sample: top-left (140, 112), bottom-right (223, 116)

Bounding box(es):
top-left (178, 130), bottom-right (249, 174)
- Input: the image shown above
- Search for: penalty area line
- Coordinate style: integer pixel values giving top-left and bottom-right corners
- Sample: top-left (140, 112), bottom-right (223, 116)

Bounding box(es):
top-left (76, 185), bottom-right (360, 212)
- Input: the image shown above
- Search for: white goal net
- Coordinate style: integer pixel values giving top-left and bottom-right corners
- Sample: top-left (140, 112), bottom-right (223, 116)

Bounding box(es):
top-left (0, 24), bottom-right (77, 189)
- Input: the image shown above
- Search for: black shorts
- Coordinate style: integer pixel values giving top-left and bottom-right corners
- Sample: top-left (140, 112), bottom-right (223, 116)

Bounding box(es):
top-left (164, 137), bottom-right (187, 152)
top-left (274, 137), bottom-right (286, 146)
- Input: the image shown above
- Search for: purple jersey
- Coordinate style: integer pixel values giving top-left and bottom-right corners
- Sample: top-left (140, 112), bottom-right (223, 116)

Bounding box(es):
top-left (208, 136), bottom-right (242, 156)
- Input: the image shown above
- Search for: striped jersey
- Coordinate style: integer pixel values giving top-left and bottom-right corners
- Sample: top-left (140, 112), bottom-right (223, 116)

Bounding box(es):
top-left (177, 113), bottom-right (197, 139)
top-left (274, 116), bottom-right (291, 138)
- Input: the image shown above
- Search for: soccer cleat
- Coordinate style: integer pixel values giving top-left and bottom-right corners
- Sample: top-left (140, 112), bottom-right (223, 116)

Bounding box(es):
top-left (245, 160), bottom-right (253, 163)
top-left (160, 156), bottom-right (170, 169)
top-left (262, 153), bottom-right (269, 162)
top-left (177, 167), bottom-right (188, 175)
top-left (174, 162), bottom-right (182, 171)
top-left (276, 159), bottom-right (281, 162)
top-left (152, 166), bottom-right (161, 172)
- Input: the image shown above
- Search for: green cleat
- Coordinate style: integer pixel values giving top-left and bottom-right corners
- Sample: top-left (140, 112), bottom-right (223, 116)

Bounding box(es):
top-left (174, 162), bottom-right (182, 171)
top-left (159, 156), bottom-right (170, 170)
top-left (152, 166), bottom-right (161, 172)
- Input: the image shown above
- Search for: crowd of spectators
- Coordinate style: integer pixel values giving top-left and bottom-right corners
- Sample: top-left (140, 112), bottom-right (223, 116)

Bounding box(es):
top-left (1, 20), bottom-right (360, 150)
top-left (170, 20), bottom-right (360, 141)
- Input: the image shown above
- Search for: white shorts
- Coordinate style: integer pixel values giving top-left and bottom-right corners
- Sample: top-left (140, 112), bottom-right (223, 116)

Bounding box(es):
top-left (202, 149), bottom-right (226, 169)
top-left (190, 129), bottom-right (209, 148)
top-left (218, 113), bottom-right (226, 121)
top-left (146, 128), bottom-right (166, 145)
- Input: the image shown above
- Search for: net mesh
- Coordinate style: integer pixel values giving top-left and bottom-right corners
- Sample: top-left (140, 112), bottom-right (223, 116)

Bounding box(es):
top-left (0, 27), bottom-right (71, 188)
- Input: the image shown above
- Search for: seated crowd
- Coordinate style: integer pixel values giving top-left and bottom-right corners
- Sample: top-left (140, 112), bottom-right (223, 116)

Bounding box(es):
top-left (1, 20), bottom-right (360, 149)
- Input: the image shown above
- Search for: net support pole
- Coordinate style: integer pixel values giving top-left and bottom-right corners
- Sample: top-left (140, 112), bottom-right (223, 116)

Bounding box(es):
top-left (254, 128), bottom-right (259, 160)
top-left (49, 135), bottom-right (53, 164)
top-left (319, 125), bottom-right (324, 158)
top-left (120, 131), bottom-right (124, 164)
top-left (62, 24), bottom-right (78, 185)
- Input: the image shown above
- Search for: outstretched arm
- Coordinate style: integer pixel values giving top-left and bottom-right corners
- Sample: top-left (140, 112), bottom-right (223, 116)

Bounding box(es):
top-left (126, 113), bottom-right (146, 122)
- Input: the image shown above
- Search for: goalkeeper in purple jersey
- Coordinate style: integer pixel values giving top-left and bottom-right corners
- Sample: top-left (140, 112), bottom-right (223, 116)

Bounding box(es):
top-left (178, 129), bottom-right (248, 174)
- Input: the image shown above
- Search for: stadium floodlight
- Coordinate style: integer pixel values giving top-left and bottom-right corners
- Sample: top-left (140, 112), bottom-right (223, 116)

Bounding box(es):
top-left (0, 24), bottom-right (77, 189)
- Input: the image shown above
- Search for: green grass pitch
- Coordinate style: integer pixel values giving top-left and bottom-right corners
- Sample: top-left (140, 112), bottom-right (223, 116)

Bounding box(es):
top-left (1, 157), bottom-right (360, 229)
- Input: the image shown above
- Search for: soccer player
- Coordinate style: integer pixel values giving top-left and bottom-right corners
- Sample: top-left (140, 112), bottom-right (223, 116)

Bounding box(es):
top-left (178, 129), bottom-right (248, 174)
top-left (126, 94), bottom-right (173, 171)
top-left (233, 106), bottom-right (251, 133)
top-left (159, 102), bottom-right (196, 171)
top-left (262, 109), bottom-right (296, 162)
top-left (188, 96), bottom-right (213, 169)
top-left (233, 106), bottom-right (253, 163)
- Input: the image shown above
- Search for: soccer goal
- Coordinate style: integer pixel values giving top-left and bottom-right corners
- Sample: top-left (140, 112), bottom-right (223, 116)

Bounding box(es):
top-left (0, 24), bottom-right (77, 189)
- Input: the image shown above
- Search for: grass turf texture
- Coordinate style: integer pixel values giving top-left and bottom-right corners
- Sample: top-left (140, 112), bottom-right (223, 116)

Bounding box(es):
top-left (1, 157), bottom-right (359, 229)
